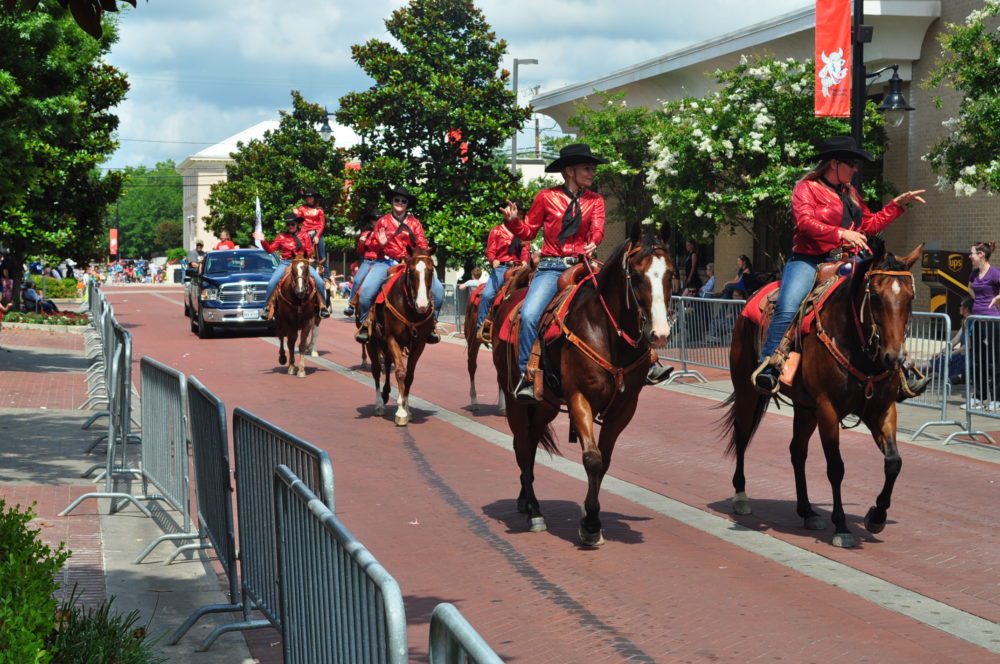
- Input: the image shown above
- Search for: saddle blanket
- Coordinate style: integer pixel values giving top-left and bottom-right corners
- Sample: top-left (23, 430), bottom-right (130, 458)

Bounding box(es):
top-left (740, 275), bottom-right (846, 334)
top-left (374, 269), bottom-right (406, 305)
top-left (469, 282), bottom-right (487, 308)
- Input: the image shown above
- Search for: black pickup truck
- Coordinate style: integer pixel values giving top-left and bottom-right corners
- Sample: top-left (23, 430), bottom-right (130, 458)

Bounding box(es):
top-left (184, 249), bottom-right (277, 338)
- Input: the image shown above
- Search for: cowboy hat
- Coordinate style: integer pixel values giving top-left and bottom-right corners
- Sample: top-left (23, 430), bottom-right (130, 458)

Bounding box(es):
top-left (364, 207), bottom-right (382, 221)
top-left (388, 187), bottom-right (417, 207)
top-left (545, 143), bottom-right (609, 173)
top-left (283, 211), bottom-right (302, 224)
top-left (814, 136), bottom-right (875, 163)
top-left (302, 190), bottom-right (319, 198)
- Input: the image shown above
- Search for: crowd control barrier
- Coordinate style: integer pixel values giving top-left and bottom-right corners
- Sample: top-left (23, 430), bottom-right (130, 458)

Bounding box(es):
top-left (658, 295), bottom-right (746, 381)
top-left (904, 312), bottom-right (964, 441)
top-left (274, 464), bottom-right (408, 664)
top-left (189, 408), bottom-right (335, 651)
top-left (168, 377), bottom-right (241, 645)
top-left (429, 603), bottom-right (505, 664)
top-left (61, 320), bottom-right (150, 517)
top-left (132, 357), bottom-right (197, 563)
top-left (943, 315), bottom-right (1000, 445)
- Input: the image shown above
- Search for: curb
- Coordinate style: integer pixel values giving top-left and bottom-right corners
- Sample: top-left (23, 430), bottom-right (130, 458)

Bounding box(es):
top-left (2, 322), bottom-right (88, 334)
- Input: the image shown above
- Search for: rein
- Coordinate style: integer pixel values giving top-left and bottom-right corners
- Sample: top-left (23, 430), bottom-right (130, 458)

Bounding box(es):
top-left (274, 258), bottom-right (315, 312)
top-left (382, 261), bottom-right (434, 340)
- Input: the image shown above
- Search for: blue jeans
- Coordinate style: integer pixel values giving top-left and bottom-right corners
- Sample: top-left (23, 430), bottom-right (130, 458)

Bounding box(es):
top-left (759, 253), bottom-right (825, 362)
top-left (265, 259), bottom-right (327, 307)
top-left (314, 236), bottom-right (328, 278)
top-left (517, 260), bottom-right (568, 374)
top-left (357, 259), bottom-right (444, 324)
top-left (476, 265), bottom-right (509, 329)
top-left (347, 259), bottom-right (376, 304)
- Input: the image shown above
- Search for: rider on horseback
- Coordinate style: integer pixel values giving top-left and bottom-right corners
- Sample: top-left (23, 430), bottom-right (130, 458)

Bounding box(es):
top-left (354, 187), bottom-right (444, 345)
top-left (296, 190), bottom-right (328, 279)
top-left (752, 136), bottom-right (927, 395)
top-left (475, 202), bottom-right (531, 343)
top-left (504, 144), bottom-right (674, 402)
top-left (253, 212), bottom-right (330, 319)
top-left (343, 208), bottom-right (381, 318)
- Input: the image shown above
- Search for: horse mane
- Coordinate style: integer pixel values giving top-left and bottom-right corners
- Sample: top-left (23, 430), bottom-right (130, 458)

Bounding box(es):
top-left (848, 236), bottom-right (905, 294)
top-left (592, 230), bottom-right (666, 293)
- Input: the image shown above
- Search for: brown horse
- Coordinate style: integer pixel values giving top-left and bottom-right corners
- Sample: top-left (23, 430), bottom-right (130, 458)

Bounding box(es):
top-left (366, 248), bottom-right (436, 426)
top-left (273, 256), bottom-right (321, 378)
top-left (492, 224), bottom-right (674, 545)
top-left (723, 240), bottom-right (923, 547)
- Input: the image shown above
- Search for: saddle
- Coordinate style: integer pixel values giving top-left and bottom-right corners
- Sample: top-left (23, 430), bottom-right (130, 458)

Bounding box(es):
top-left (266, 265), bottom-right (324, 319)
top-left (477, 263), bottom-right (530, 343)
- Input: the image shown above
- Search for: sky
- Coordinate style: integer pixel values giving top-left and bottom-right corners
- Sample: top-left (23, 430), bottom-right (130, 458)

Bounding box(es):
top-left (102, 0), bottom-right (811, 171)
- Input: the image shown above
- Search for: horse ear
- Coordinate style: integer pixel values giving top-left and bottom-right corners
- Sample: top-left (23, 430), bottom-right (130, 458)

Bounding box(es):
top-left (900, 243), bottom-right (924, 269)
top-left (626, 221), bottom-right (641, 244)
top-left (658, 222), bottom-right (671, 243)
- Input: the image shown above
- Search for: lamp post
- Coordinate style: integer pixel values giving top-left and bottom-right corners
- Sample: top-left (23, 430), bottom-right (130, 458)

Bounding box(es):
top-left (511, 57), bottom-right (538, 176)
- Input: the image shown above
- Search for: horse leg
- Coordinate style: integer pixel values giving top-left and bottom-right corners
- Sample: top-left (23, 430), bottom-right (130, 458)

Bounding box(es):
top-left (295, 322), bottom-right (311, 378)
top-left (467, 338), bottom-right (480, 411)
top-left (512, 404), bottom-right (547, 532)
top-left (816, 399), bottom-right (853, 547)
top-left (394, 339), bottom-right (423, 426)
top-left (790, 407), bottom-right (825, 530)
top-left (862, 403), bottom-right (902, 535)
top-left (278, 329), bottom-right (287, 366)
top-left (287, 334), bottom-right (297, 375)
top-left (497, 390), bottom-right (506, 416)
top-left (369, 341), bottom-right (385, 416)
top-left (308, 320), bottom-right (319, 357)
top-left (567, 392), bottom-right (605, 546)
top-left (727, 319), bottom-right (769, 516)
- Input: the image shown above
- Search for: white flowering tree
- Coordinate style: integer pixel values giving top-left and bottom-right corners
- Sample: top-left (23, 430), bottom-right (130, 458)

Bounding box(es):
top-left (645, 55), bottom-right (887, 267)
top-left (924, 1), bottom-right (1000, 196)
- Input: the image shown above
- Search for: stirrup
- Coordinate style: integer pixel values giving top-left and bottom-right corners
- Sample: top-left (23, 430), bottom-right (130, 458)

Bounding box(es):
top-left (514, 374), bottom-right (536, 401)
top-left (355, 324), bottom-right (370, 344)
top-left (319, 307), bottom-right (331, 319)
top-left (646, 364), bottom-right (674, 386)
top-left (751, 359), bottom-right (781, 395)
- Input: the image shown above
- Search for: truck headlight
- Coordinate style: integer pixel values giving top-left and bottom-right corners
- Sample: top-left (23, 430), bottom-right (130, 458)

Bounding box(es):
top-left (201, 288), bottom-right (219, 301)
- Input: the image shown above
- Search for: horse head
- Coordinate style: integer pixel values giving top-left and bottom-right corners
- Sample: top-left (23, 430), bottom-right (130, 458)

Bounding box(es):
top-left (289, 255), bottom-right (313, 300)
top-left (405, 248), bottom-right (436, 315)
top-left (600, 222), bottom-right (675, 348)
top-left (850, 238), bottom-right (923, 367)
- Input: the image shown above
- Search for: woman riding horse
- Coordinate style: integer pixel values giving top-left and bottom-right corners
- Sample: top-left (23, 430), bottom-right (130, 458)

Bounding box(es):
top-left (502, 144), bottom-right (672, 401)
top-left (354, 187), bottom-right (443, 345)
top-left (253, 212), bottom-right (330, 319)
top-left (475, 202), bottom-right (531, 342)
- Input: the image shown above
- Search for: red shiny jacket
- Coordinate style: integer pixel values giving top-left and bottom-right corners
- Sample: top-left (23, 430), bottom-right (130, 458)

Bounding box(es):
top-left (213, 240), bottom-right (236, 250)
top-left (505, 187), bottom-right (605, 258)
top-left (357, 230), bottom-right (378, 260)
top-left (486, 223), bottom-right (530, 264)
top-left (260, 230), bottom-right (314, 261)
top-left (296, 205), bottom-right (325, 237)
top-left (791, 178), bottom-right (903, 256)
top-left (371, 213), bottom-right (428, 261)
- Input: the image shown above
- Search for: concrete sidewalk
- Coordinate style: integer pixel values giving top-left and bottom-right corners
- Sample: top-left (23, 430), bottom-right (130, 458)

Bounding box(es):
top-left (0, 327), bottom-right (269, 664)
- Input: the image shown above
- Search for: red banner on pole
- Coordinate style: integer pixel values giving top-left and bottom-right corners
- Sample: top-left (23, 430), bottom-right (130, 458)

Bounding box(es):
top-left (109, 228), bottom-right (118, 255)
top-left (815, 0), bottom-right (851, 117)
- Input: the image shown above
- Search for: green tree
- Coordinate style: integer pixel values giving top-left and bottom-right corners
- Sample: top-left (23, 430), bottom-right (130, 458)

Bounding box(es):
top-left (644, 55), bottom-right (888, 268)
top-left (203, 91), bottom-right (349, 251)
top-left (5, 0), bottom-right (138, 39)
top-left (336, 0), bottom-right (530, 270)
top-left (552, 90), bottom-right (662, 226)
top-left (0, 1), bottom-right (126, 294)
top-left (923, 1), bottom-right (1000, 195)
top-left (114, 160), bottom-right (182, 257)
top-left (152, 218), bottom-right (182, 254)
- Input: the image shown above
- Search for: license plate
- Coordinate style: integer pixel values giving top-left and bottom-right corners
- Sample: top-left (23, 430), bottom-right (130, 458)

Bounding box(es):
top-left (243, 309), bottom-right (260, 320)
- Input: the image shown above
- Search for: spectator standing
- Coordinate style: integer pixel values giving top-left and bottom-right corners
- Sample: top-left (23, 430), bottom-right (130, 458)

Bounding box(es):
top-left (964, 242), bottom-right (1000, 410)
top-left (186, 241), bottom-right (206, 270)
top-left (681, 239), bottom-right (701, 295)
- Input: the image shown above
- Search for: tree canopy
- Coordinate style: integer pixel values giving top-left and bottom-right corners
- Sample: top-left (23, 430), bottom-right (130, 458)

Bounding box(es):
top-left (114, 160), bottom-right (182, 257)
top-left (0, 1), bottom-right (127, 281)
top-left (644, 55), bottom-right (888, 267)
top-left (923, 1), bottom-right (1000, 195)
top-left (336, 0), bottom-right (531, 268)
top-left (3, 0), bottom-right (137, 39)
top-left (203, 92), bottom-right (350, 251)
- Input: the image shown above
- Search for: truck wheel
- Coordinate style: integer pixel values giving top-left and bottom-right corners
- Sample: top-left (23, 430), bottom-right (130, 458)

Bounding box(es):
top-left (197, 309), bottom-right (211, 339)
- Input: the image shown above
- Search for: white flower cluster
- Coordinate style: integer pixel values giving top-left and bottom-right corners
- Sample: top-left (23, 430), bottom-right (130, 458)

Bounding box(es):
top-left (954, 180), bottom-right (978, 196)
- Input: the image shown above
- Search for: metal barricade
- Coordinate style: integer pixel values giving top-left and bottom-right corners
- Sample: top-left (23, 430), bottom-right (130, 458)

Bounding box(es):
top-left (440, 283), bottom-right (459, 334)
top-left (191, 408), bottom-right (335, 651)
top-left (905, 312), bottom-right (965, 441)
top-left (168, 376), bottom-right (243, 646)
top-left (943, 315), bottom-right (1000, 445)
top-left (61, 321), bottom-right (150, 517)
top-left (274, 465), bottom-right (407, 664)
top-left (658, 295), bottom-right (745, 382)
top-left (429, 603), bottom-right (504, 664)
top-left (132, 357), bottom-right (196, 563)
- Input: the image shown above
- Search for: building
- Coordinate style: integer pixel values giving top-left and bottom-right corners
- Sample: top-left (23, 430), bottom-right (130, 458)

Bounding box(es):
top-left (530, 0), bottom-right (990, 311)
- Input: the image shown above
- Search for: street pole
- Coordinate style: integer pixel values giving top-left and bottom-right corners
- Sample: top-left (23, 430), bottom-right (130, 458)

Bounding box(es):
top-left (850, 0), bottom-right (872, 188)
top-left (510, 58), bottom-right (538, 177)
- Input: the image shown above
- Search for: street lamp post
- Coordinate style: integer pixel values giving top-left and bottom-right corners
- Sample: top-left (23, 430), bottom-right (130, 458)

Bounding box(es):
top-left (511, 57), bottom-right (538, 176)
top-left (319, 107), bottom-right (334, 142)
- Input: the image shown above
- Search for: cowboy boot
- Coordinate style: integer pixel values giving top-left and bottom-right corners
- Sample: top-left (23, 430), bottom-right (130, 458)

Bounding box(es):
top-left (751, 354), bottom-right (783, 395)
top-left (355, 319), bottom-right (372, 344)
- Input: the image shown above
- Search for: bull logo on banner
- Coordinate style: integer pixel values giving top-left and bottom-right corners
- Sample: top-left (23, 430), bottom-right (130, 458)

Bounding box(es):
top-left (818, 48), bottom-right (849, 98)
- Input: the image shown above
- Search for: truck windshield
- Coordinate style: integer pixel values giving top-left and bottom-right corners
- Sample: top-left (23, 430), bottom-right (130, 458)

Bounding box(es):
top-left (204, 254), bottom-right (276, 275)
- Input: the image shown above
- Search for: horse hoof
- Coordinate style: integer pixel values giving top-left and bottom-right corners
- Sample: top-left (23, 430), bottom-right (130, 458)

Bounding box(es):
top-left (732, 492), bottom-right (752, 516)
top-left (528, 516), bottom-right (547, 532)
top-left (287, 366), bottom-right (295, 375)
top-left (394, 415), bottom-right (409, 426)
top-left (864, 507), bottom-right (886, 534)
top-left (578, 527), bottom-right (605, 546)
top-left (498, 408), bottom-right (506, 416)
top-left (297, 370), bottom-right (306, 378)
top-left (311, 350), bottom-right (319, 357)
top-left (832, 532), bottom-right (857, 548)
top-left (375, 406), bottom-right (384, 416)
top-left (470, 403), bottom-right (480, 411)
top-left (804, 515), bottom-right (826, 530)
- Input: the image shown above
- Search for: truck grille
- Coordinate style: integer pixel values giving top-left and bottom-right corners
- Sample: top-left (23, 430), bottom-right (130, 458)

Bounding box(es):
top-left (219, 282), bottom-right (268, 305)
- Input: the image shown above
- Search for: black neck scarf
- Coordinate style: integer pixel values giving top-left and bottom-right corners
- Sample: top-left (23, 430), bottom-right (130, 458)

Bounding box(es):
top-left (508, 237), bottom-right (523, 259)
top-left (557, 186), bottom-right (583, 244)
top-left (392, 214), bottom-right (416, 243)
top-left (819, 176), bottom-right (861, 229)
top-left (282, 230), bottom-right (303, 253)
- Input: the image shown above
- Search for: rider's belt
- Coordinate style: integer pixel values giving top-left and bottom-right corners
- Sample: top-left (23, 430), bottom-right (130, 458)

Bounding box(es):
top-left (540, 255), bottom-right (579, 267)
top-left (826, 248), bottom-right (845, 262)
top-left (499, 260), bottom-right (519, 266)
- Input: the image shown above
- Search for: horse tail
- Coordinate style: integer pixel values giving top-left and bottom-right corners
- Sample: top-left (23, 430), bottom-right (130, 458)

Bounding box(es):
top-left (537, 423), bottom-right (559, 455)
top-left (719, 391), bottom-right (768, 458)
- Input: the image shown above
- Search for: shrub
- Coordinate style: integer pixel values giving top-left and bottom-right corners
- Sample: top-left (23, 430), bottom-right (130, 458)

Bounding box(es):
top-left (0, 500), bottom-right (69, 664)
top-left (47, 588), bottom-right (164, 664)
top-left (4, 312), bottom-right (90, 326)
top-left (32, 279), bottom-right (82, 299)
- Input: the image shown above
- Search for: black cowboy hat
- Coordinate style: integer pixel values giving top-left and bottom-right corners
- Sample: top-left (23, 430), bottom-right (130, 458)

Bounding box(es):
top-left (814, 136), bottom-right (875, 163)
top-left (302, 190), bottom-right (319, 198)
top-left (545, 143), bottom-right (609, 173)
top-left (388, 186), bottom-right (417, 207)
top-left (364, 207), bottom-right (382, 221)
top-left (283, 211), bottom-right (302, 224)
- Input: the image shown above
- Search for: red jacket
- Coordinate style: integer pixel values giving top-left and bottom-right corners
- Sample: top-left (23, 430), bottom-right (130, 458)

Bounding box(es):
top-left (214, 240), bottom-right (236, 250)
top-left (260, 230), bottom-right (314, 261)
top-left (371, 213), bottom-right (428, 261)
top-left (791, 178), bottom-right (903, 256)
top-left (486, 224), bottom-right (530, 264)
top-left (505, 187), bottom-right (605, 258)
top-left (296, 205), bottom-right (326, 237)
top-left (357, 230), bottom-right (377, 260)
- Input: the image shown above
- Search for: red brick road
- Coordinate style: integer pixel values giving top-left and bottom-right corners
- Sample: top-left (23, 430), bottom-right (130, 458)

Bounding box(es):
top-left (76, 289), bottom-right (1000, 661)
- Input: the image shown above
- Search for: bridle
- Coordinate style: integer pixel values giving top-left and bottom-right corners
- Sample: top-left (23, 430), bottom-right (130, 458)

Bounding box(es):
top-left (382, 254), bottom-right (435, 341)
top-left (852, 267), bottom-right (914, 362)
